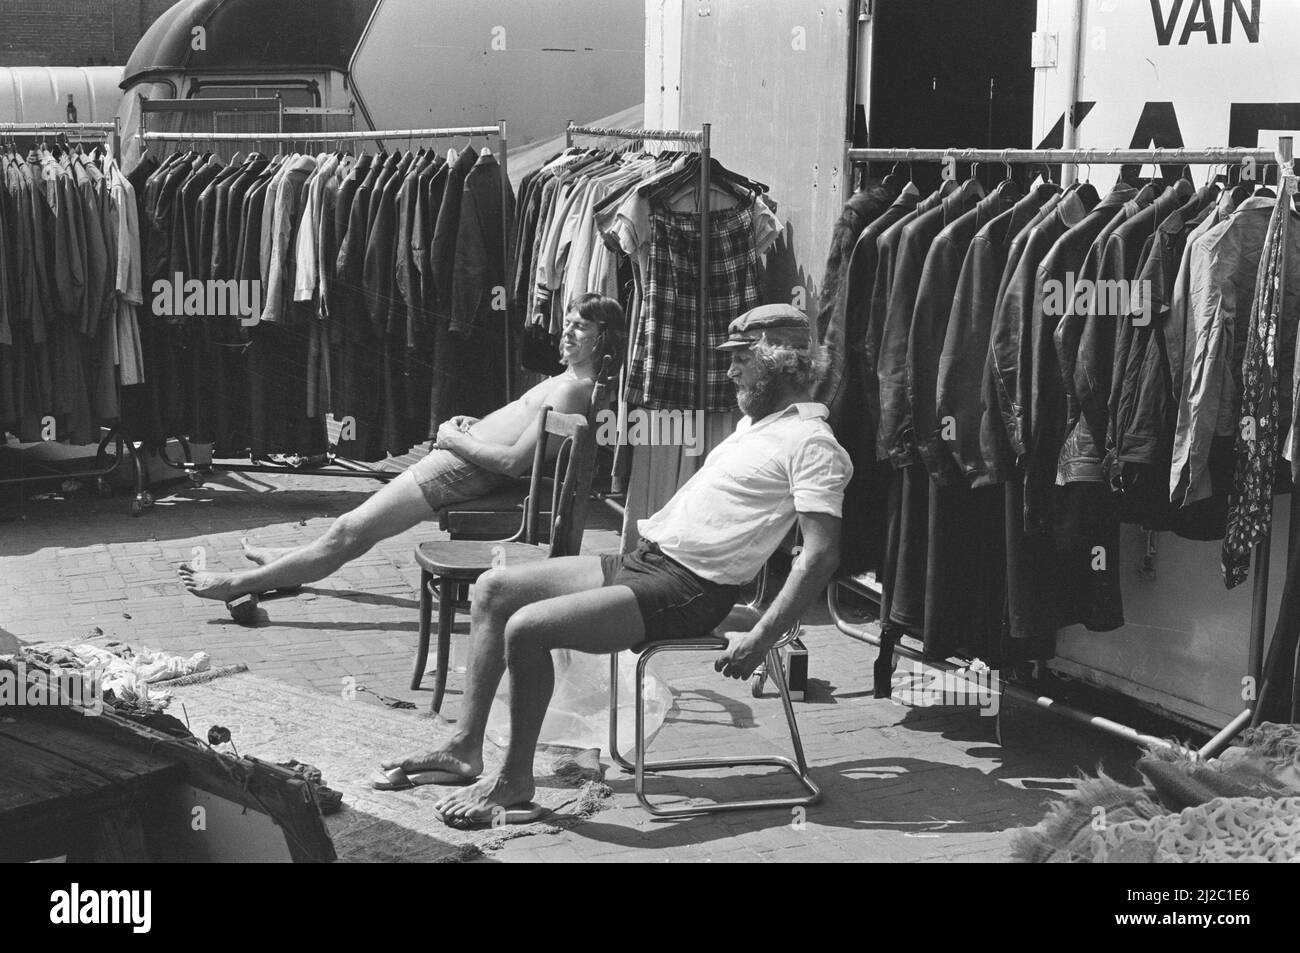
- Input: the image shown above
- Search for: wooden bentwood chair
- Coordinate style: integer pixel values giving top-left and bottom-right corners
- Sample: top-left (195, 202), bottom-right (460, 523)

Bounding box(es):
top-left (434, 362), bottom-right (613, 542)
top-left (607, 566), bottom-right (821, 816)
top-left (411, 405), bottom-right (598, 712)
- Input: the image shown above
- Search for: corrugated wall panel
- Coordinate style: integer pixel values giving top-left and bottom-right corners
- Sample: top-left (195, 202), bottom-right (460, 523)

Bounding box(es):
top-left (678, 1), bottom-right (852, 306)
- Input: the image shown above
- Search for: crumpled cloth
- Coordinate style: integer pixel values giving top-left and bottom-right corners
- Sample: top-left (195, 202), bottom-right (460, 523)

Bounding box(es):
top-left (1014, 723), bottom-right (1300, 862)
top-left (20, 642), bottom-right (211, 701)
top-left (1092, 796), bottom-right (1300, 863)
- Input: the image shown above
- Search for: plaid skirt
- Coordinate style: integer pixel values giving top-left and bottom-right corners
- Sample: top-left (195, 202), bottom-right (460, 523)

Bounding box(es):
top-left (626, 199), bottom-right (762, 412)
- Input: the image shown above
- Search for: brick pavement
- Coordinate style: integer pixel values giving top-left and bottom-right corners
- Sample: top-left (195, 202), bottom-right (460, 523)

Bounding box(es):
top-left (0, 471), bottom-right (1150, 862)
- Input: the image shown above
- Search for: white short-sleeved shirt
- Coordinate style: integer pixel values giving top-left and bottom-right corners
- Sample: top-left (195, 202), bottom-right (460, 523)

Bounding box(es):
top-left (638, 402), bottom-right (853, 585)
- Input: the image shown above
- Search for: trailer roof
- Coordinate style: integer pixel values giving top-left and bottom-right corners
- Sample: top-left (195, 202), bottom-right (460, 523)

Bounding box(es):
top-left (122, 0), bottom-right (376, 88)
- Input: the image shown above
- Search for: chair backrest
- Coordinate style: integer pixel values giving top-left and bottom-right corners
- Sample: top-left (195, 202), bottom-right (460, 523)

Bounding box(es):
top-left (521, 406), bottom-right (598, 556)
top-left (585, 355), bottom-right (615, 430)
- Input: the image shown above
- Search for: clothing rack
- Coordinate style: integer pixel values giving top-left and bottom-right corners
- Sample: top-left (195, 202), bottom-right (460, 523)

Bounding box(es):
top-left (135, 122), bottom-right (516, 495)
top-left (0, 120), bottom-right (121, 158)
top-left (0, 120), bottom-right (149, 514)
top-left (832, 140), bottom-right (1296, 758)
top-left (566, 120), bottom-right (713, 407)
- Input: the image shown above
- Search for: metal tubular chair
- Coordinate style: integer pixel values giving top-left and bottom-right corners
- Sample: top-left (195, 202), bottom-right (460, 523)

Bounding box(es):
top-left (412, 406), bottom-right (597, 711)
top-left (607, 570), bottom-right (821, 817)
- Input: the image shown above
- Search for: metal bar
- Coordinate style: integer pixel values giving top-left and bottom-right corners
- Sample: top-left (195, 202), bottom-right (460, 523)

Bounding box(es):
top-left (498, 118), bottom-right (513, 402)
top-left (597, 495), bottom-right (626, 518)
top-left (281, 107), bottom-right (356, 116)
top-left (826, 581), bottom-right (1176, 750)
top-left (141, 124), bottom-right (502, 143)
top-left (1249, 501), bottom-right (1273, 686)
top-left (847, 146), bottom-right (1275, 165)
top-left (1061, 0), bottom-right (1087, 186)
top-left (1013, 686), bottom-right (1176, 750)
top-left (1198, 708), bottom-right (1254, 760)
top-left (0, 121), bottom-right (119, 131)
top-left (567, 122), bottom-right (703, 144)
top-left (0, 431), bottom-right (143, 517)
top-left (697, 122), bottom-right (712, 410)
top-left (139, 98), bottom-right (281, 113)
top-left (180, 461), bottom-right (395, 481)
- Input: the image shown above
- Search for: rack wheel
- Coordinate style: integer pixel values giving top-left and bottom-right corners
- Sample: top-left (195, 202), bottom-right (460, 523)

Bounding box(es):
top-left (94, 477), bottom-right (113, 498)
top-left (188, 471), bottom-right (205, 487)
top-left (131, 490), bottom-right (153, 517)
top-left (750, 669), bottom-right (768, 697)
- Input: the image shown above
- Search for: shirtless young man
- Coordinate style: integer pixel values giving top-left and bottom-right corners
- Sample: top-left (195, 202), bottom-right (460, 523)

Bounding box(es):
top-left (178, 293), bottom-right (626, 606)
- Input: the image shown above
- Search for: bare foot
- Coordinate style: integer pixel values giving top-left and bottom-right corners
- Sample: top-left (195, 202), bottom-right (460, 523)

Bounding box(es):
top-left (178, 563), bottom-right (239, 602)
top-left (433, 772), bottom-right (536, 825)
top-left (242, 537), bottom-right (294, 567)
top-left (381, 740), bottom-right (483, 782)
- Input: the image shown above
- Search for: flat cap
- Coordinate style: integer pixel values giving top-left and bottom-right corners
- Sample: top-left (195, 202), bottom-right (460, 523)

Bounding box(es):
top-left (716, 304), bottom-right (812, 350)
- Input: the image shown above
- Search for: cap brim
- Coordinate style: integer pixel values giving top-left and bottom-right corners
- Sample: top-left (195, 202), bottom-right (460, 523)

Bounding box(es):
top-left (716, 339), bottom-right (752, 351)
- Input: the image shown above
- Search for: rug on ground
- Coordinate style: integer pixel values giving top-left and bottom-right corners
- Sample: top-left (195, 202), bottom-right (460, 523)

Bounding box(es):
top-left (167, 672), bottom-right (612, 862)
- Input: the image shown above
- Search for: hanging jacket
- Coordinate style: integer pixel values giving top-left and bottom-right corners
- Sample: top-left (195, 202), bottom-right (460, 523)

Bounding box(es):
top-left (941, 182), bottom-right (1060, 484)
top-left (909, 181), bottom-right (1019, 484)
top-left (1023, 182), bottom-right (1135, 535)
top-left (877, 177), bottom-right (983, 467)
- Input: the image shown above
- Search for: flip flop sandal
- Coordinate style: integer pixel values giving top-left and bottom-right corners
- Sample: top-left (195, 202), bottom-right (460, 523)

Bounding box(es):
top-left (370, 766), bottom-right (475, 790)
top-left (440, 802), bottom-right (547, 828)
top-left (225, 593), bottom-right (260, 625)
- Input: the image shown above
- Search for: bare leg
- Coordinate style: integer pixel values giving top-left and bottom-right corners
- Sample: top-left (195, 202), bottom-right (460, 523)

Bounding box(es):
top-left (433, 585), bottom-right (644, 823)
top-left (178, 469), bottom-right (435, 602)
top-left (382, 555), bottom-right (607, 781)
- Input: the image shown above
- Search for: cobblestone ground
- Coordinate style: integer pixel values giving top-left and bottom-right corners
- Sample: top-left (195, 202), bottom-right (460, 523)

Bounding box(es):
top-left (0, 470), bottom-right (1147, 862)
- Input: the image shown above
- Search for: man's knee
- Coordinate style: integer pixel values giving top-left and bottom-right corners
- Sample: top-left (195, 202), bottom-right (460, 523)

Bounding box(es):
top-left (473, 567), bottom-right (516, 617)
top-left (503, 603), bottom-right (551, 658)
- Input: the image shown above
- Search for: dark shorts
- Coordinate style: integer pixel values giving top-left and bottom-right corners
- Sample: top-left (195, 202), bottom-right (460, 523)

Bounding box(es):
top-left (600, 539), bottom-right (743, 645)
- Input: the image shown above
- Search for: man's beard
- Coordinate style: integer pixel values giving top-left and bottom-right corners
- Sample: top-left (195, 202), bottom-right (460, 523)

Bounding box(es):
top-left (735, 368), bottom-right (785, 419)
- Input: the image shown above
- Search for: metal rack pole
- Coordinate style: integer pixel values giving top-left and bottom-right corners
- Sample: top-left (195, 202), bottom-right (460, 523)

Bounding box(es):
top-left (697, 123), bottom-right (712, 410)
top-left (825, 581), bottom-right (1176, 750)
top-left (846, 146), bottom-right (1276, 165)
top-left (0, 121), bottom-right (119, 132)
top-left (140, 124), bottom-right (503, 144)
top-left (498, 118), bottom-right (513, 401)
top-left (566, 123), bottom-right (704, 145)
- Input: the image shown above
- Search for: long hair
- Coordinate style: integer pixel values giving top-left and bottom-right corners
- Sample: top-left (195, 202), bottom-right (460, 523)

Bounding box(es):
top-left (569, 292), bottom-right (626, 379)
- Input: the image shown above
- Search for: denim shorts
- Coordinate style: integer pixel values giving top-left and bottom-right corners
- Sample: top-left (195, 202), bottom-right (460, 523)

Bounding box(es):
top-left (407, 449), bottom-right (515, 512)
top-left (600, 539), bottom-right (743, 645)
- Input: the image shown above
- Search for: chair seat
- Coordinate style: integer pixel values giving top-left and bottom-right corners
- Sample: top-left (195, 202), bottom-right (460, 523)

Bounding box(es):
top-left (415, 540), bottom-right (549, 578)
top-left (634, 604), bottom-right (761, 652)
top-left (435, 480), bottom-right (530, 523)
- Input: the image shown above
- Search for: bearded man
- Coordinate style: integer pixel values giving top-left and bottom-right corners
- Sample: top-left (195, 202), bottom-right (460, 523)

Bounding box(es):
top-left (374, 304), bottom-right (853, 825)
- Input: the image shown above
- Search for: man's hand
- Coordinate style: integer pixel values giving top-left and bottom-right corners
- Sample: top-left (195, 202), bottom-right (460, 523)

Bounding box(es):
top-left (449, 415), bottom-right (478, 432)
top-left (714, 630), bottom-right (773, 680)
top-left (434, 420), bottom-right (465, 451)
